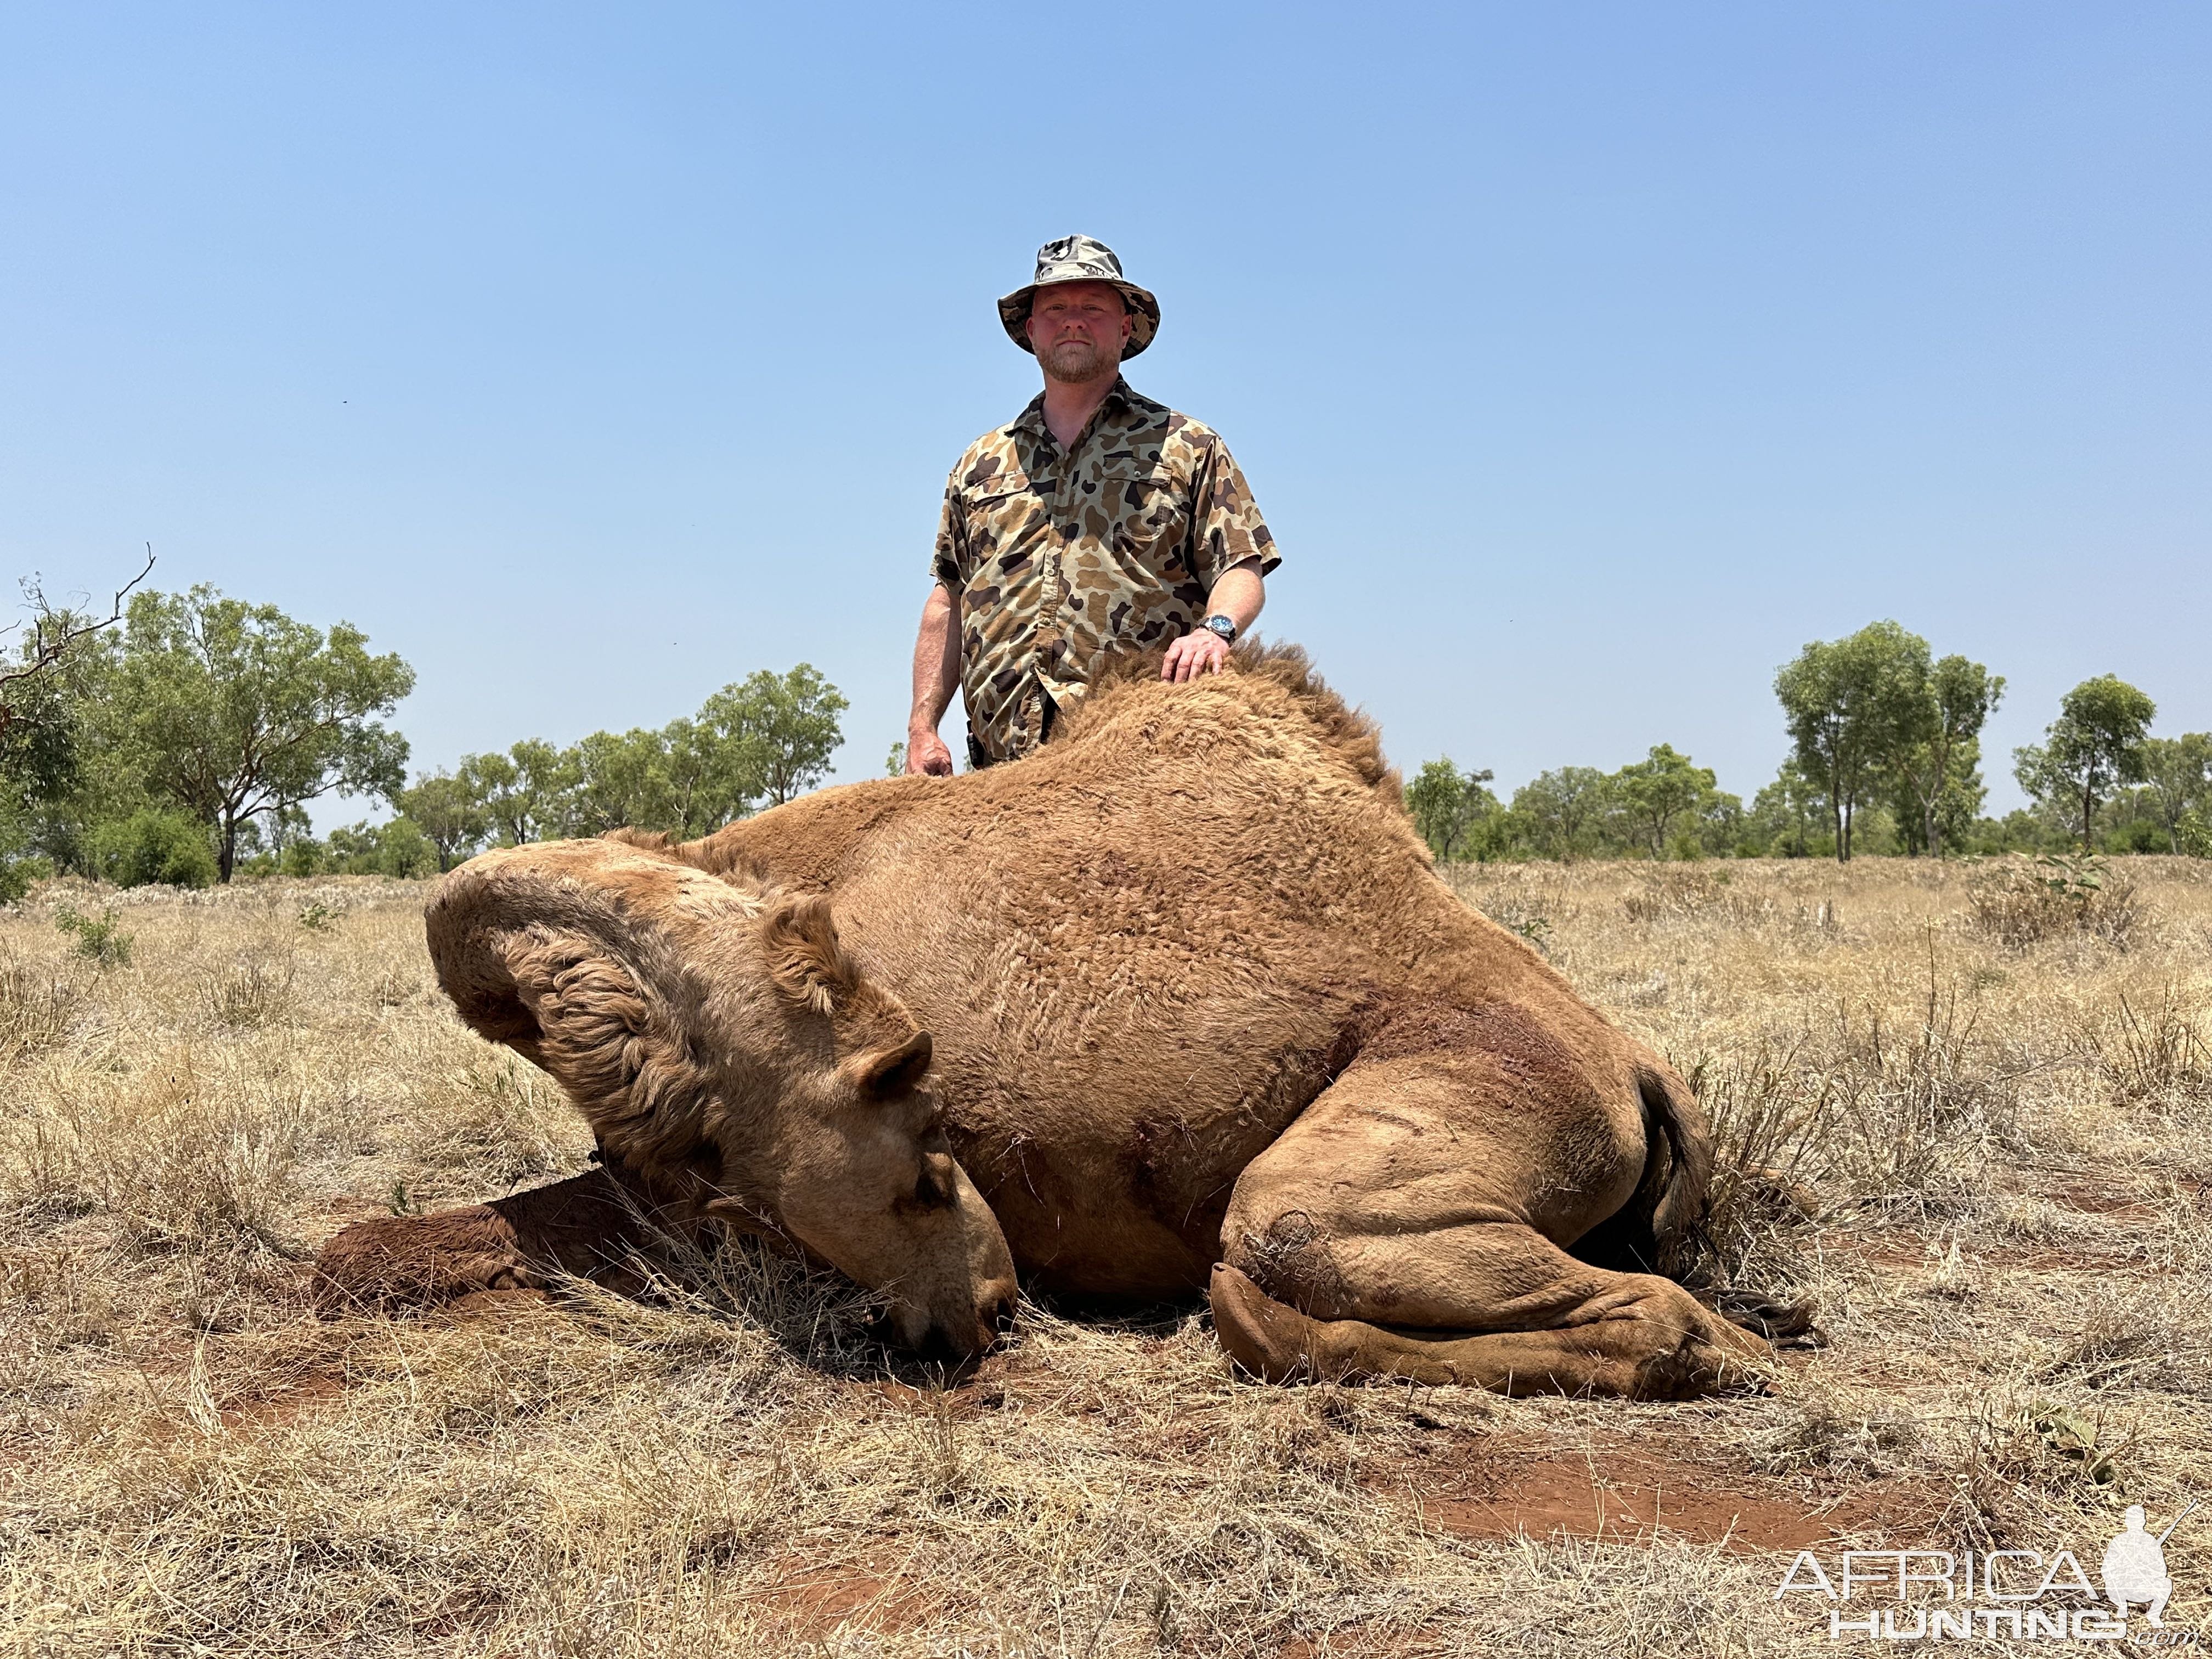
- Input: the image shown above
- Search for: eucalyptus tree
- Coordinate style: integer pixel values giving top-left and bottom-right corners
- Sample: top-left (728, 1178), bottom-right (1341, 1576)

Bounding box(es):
top-left (2016, 676), bottom-right (2159, 851)
top-left (104, 585), bottom-right (413, 881)
top-left (1774, 621), bottom-right (1929, 862)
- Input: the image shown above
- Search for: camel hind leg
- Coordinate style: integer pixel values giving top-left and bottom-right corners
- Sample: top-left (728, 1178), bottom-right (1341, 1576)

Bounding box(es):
top-left (1212, 1052), bottom-right (1770, 1400)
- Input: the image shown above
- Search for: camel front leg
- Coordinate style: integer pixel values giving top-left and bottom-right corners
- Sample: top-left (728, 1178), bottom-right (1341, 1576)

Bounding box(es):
top-left (1211, 1056), bottom-right (1771, 1400)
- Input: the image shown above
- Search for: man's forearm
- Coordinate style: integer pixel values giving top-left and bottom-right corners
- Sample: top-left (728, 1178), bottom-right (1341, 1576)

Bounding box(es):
top-left (1206, 560), bottom-right (1265, 633)
top-left (910, 582), bottom-right (962, 734)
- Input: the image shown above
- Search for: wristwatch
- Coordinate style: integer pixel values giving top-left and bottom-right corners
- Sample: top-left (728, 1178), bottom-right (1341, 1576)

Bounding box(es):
top-left (1198, 614), bottom-right (1238, 645)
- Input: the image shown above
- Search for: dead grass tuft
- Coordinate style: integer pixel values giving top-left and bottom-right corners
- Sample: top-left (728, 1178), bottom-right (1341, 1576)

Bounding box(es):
top-left (1968, 853), bottom-right (2141, 950)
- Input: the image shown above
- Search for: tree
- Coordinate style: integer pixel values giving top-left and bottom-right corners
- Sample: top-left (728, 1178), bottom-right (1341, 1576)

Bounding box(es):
top-left (1510, 766), bottom-right (1612, 860)
top-left (318, 817), bottom-right (439, 878)
top-left (568, 727), bottom-right (682, 836)
top-left (2136, 733), bottom-right (2211, 854)
top-left (104, 586), bottom-right (414, 880)
top-left (2014, 675), bottom-right (2157, 851)
top-left (694, 664), bottom-right (849, 810)
top-left (1607, 744), bottom-right (1719, 860)
top-left (659, 714), bottom-right (761, 836)
top-left (1774, 621), bottom-right (1930, 863)
top-left (0, 547), bottom-right (154, 744)
top-left (0, 552), bottom-right (157, 879)
top-left (1750, 757), bottom-right (1826, 857)
top-left (1405, 759), bottom-right (1498, 862)
top-left (393, 772), bottom-right (490, 871)
top-left (459, 739), bottom-right (579, 845)
top-left (1889, 654), bottom-right (2004, 858)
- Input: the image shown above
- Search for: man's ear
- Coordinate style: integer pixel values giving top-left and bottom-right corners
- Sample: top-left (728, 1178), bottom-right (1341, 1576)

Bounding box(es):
top-left (849, 1030), bottom-right (933, 1100)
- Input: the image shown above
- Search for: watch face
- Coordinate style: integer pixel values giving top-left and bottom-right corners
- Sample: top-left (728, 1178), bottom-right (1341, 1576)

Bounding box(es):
top-left (1205, 616), bottom-right (1235, 640)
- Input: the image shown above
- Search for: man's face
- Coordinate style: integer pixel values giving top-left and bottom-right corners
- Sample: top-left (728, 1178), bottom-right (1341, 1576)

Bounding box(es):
top-left (1025, 280), bottom-right (1131, 385)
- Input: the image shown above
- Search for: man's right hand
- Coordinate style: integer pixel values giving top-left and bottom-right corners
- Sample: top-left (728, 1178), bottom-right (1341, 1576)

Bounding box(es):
top-left (906, 729), bottom-right (955, 776)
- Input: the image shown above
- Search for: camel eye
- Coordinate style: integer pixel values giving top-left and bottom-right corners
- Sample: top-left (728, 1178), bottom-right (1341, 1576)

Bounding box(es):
top-left (912, 1153), bottom-right (955, 1209)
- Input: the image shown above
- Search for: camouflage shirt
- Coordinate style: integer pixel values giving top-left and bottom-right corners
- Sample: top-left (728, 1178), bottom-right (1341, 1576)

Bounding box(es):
top-left (932, 379), bottom-right (1278, 763)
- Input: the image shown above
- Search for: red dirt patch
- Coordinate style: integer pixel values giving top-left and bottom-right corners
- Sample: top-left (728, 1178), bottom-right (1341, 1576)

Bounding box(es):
top-left (222, 1368), bottom-right (348, 1432)
top-left (744, 1554), bottom-right (939, 1640)
top-left (2047, 1186), bottom-right (2162, 1218)
top-left (1374, 1436), bottom-right (1941, 1554)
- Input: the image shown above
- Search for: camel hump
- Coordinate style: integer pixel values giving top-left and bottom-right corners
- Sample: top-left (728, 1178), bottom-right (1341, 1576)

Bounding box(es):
top-left (1068, 639), bottom-right (1398, 797)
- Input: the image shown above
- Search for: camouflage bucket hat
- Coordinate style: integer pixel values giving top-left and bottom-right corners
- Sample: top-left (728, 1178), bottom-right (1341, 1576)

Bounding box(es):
top-left (998, 234), bottom-right (1160, 358)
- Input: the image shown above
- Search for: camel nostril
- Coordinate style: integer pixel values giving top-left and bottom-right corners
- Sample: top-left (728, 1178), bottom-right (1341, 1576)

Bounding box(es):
top-left (989, 1295), bottom-right (1017, 1334)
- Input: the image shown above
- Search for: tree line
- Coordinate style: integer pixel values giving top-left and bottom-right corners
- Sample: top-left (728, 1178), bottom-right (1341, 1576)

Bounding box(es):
top-left (0, 582), bottom-right (847, 893)
top-left (3, 582), bottom-right (2201, 890)
top-left (1407, 619), bottom-right (2209, 864)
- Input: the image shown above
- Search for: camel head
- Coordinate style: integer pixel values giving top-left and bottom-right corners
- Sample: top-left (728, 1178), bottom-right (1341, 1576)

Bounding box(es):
top-left (422, 839), bottom-right (1018, 1359)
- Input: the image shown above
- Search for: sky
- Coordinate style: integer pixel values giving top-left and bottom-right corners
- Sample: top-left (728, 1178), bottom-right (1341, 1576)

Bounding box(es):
top-left (2, 3), bottom-right (2206, 823)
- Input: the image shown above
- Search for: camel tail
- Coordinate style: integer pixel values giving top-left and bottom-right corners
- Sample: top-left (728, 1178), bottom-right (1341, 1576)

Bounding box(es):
top-left (1571, 1060), bottom-right (1713, 1283)
top-left (1635, 1060), bottom-right (1714, 1280)
top-left (1616, 1059), bottom-right (1826, 1348)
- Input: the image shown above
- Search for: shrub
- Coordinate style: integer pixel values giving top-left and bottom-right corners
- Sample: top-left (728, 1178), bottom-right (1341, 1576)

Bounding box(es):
top-left (53, 903), bottom-right (134, 968)
top-left (0, 856), bottom-right (53, 904)
top-left (83, 808), bottom-right (218, 889)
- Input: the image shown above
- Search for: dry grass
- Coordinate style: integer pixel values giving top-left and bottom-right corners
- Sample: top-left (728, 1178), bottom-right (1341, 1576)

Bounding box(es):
top-left (3, 860), bottom-right (2210, 1655)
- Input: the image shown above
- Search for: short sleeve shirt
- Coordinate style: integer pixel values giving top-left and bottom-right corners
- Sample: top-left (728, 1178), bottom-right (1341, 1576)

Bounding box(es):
top-left (932, 379), bottom-right (1278, 763)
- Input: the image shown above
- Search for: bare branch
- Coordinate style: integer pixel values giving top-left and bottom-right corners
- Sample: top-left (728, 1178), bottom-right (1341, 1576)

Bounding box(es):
top-left (0, 544), bottom-right (156, 706)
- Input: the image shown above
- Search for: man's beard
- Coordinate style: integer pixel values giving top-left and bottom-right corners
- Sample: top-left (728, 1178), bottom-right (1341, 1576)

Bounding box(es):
top-left (1039, 337), bottom-right (1120, 385)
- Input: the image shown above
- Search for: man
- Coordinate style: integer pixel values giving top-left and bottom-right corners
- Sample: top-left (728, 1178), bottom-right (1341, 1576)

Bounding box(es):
top-left (906, 235), bottom-right (1279, 774)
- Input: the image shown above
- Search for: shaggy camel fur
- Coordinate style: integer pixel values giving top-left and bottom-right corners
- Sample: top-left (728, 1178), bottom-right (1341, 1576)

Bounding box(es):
top-left (320, 645), bottom-right (1786, 1397)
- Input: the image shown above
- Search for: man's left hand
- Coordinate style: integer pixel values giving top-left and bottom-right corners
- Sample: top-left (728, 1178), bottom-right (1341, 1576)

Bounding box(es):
top-left (1162, 629), bottom-right (1231, 683)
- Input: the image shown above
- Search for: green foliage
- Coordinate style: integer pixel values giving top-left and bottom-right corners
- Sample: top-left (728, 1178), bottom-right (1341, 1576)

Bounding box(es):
top-left (1607, 744), bottom-right (1722, 859)
top-left (1404, 759), bottom-right (1499, 862)
top-left (0, 856), bottom-right (50, 904)
top-left (1968, 853), bottom-right (2138, 949)
top-left (2130, 733), bottom-right (2211, 855)
top-left (1509, 766), bottom-right (1612, 860)
top-left (280, 816), bottom-right (440, 879)
top-left (2014, 675), bottom-right (2157, 852)
top-left (98, 585), bottom-right (414, 881)
top-left (698, 664), bottom-right (850, 809)
top-left (1774, 621), bottom-right (1938, 863)
top-left (83, 805), bottom-right (219, 889)
top-left (885, 741), bottom-right (907, 777)
top-left (0, 575), bottom-right (861, 882)
top-left (1748, 758), bottom-right (1829, 857)
top-left (451, 664), bottom-right (848, 846)
top-left (1888, 654), bottom-right (2003, 856)
top-left (53, 902), bottom-right (133, 967)
top-left (391, 774), bottom-right (489, 871)
top-left (457, 740), bottom-right (577, 846)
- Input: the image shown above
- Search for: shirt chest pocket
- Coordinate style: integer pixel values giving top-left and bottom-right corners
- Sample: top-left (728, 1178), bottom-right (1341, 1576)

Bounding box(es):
top-left (961, 472), bottom-right (1043, 568)
top-left (1105, 471), bottom-right (1195, 578)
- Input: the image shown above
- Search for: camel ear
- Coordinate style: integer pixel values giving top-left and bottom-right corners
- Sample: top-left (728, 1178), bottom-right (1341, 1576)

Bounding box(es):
top-left (425, 847), bottom-right (714, 1160)
top-left (849, 1030), bottom-right (933, 1100)
top-left (762, 894), bottom-right (857, 1017)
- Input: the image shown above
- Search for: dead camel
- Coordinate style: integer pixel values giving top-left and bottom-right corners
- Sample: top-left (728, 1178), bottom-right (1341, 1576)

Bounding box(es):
top-left (320, 644), bottom-right (1793, 1398)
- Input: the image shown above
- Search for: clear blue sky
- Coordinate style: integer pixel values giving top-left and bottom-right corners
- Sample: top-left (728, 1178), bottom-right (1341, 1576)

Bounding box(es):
top-left (4, 3), bottom-right (2205, 821)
